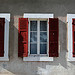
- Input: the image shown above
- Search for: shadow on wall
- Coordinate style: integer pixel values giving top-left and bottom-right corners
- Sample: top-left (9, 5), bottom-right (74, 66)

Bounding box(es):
top-left (52, 19), bottom-right (67, 68)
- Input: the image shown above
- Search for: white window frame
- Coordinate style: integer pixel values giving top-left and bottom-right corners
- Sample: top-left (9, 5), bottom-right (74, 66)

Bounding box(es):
top-left (29, 19), bottom-right (48, 56)
top-left (67, 14), bottom-right (75, 61)
top-left (23, 13), bottom-right (54, 61)
top-left (0, 13), bottom-right (10, 61)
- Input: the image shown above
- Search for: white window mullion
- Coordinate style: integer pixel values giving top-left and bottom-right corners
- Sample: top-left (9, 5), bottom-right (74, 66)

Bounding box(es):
top-left (37, 20), bottom-right (40, 54)
top-left (28, 20), bottom-right (30, 55)
top-left (47, 19), bottom-right (49, 56)
top-left (39, 20), bottom-right (40, 54)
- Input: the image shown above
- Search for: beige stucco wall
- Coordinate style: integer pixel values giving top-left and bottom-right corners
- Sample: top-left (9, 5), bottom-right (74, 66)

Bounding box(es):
top-left (0, 0), bottom-right (75, 75)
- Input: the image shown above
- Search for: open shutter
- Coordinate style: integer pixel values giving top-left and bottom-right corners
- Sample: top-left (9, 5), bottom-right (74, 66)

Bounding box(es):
top-left (49, 18), bottom-right (59, 57)
top-left (18, 18), bottom-right (28, 57)
top-left (0, 18), bottom-right (5, 57)
top-left (72, 19), bottom-right (75, 57)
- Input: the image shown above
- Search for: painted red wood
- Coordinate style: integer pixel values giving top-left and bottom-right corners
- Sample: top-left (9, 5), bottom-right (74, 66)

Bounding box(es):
top-left (18, 18), bottom-right (28, 57)
top-left (72, 19), bottom-right (75, 57)
top-left (0, 18), bottom-right (5, 57)
top-left (49, 18), bottom-right (59, 57)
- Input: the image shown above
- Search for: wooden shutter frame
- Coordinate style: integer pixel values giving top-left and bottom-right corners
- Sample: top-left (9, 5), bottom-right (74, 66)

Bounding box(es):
top-left (72, 19), bottom-right (75, 57)
top-left (0, 18), bottom-right (5, 57)
top-left (18, 18), bottom-right (28, 57)
top-left (49, 18), bottom-right (59, 57)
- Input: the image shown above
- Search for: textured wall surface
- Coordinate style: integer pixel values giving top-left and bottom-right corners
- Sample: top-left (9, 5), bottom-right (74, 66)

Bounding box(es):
top-left (0, 0), bottom-right (75, 75)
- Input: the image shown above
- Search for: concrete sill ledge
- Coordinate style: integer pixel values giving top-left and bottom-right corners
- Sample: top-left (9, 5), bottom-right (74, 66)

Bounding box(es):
top-left (0, 57), bottom-right (9, 61)
top-left (23, 57), bottom-right (53, 61)
top-left (67, 57), bottom-right (75, 61)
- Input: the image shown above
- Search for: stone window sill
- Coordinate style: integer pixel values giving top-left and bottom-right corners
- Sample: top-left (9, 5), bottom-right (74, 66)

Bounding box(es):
top-left (23, 57), bottom-right (53, 61)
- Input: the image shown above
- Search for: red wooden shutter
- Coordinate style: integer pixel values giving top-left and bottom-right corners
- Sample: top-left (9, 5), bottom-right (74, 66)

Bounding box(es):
top-left (0, 18), bottom-right (5, 57)
top-left (18, 18), bottom-right (28, 57)
top-left (49, 18), bottom-right (59, 57)
top-left (72, 19), bottom-right (75, 57)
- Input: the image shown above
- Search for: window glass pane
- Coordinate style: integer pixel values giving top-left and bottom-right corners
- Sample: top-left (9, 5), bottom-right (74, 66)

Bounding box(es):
top-left (30, 21), bottom-right (37, 31)
top-left (40, 44), bottom-right (47, 54)
top-left (30, 44), bottom-right (37, 54)
top-left (40, 21), bottom-right (47, 31)
top-left (40, 32), bottom-right (47, 42)
top-left (30, 32), bottom-right (37, 42)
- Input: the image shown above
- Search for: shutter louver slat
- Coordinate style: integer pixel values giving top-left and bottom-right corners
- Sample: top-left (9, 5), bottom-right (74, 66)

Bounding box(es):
top-left (18, 18), bottom-right (28, 57)
top-left (49, 18), bottom-right (59, 57)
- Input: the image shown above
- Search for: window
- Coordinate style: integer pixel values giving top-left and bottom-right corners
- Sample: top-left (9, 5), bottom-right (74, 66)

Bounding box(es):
top-left (29, 19), bottom-right (48, 56)
top-left (18, 13), bottom-right (59, 61)
top-left (67, 14), bottom-right (75, 61)
top-left (0, 13), bottom-right (10, 61)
